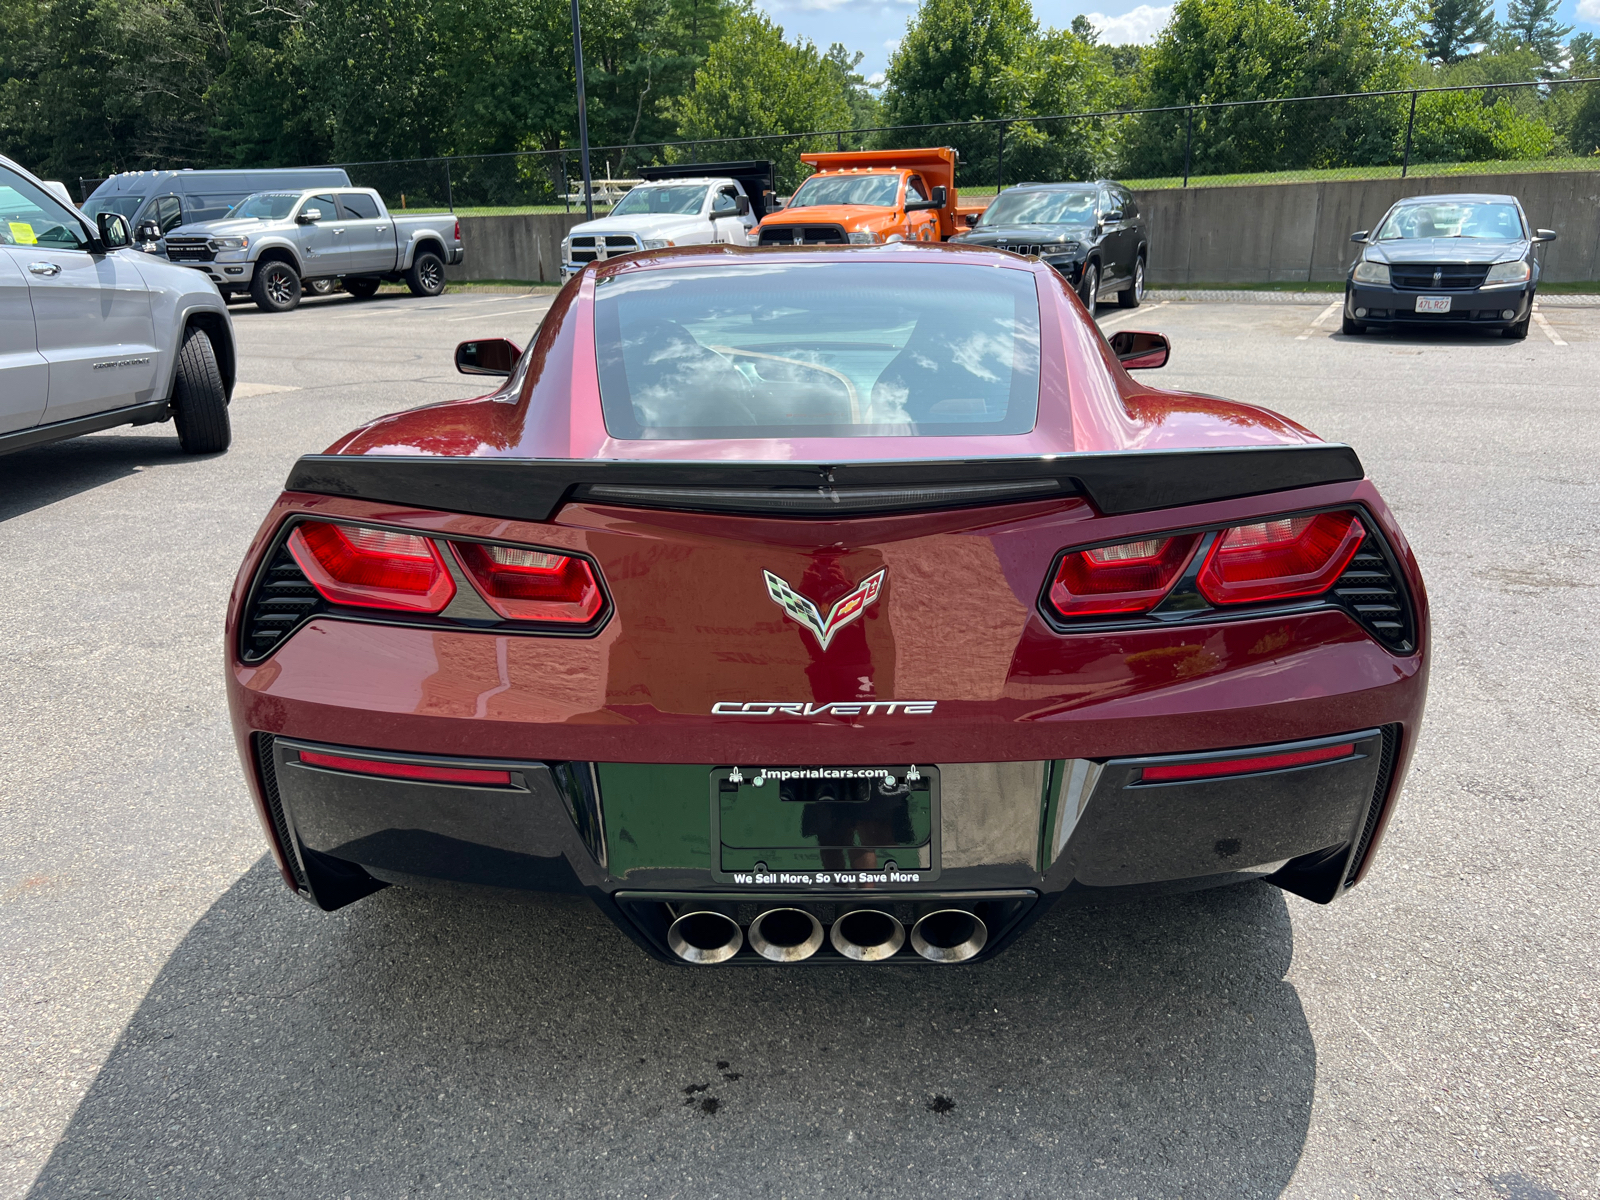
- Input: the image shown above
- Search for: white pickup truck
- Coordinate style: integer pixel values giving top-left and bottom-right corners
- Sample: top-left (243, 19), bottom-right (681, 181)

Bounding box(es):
top-left (162, 187), bottom-right (464, 312)
top-left (560, 160), bottom-right (774, 281)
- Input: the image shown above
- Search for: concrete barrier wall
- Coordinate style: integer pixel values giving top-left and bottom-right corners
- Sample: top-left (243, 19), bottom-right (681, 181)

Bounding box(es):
top-left (1137, 170), bottom-right (1600, 285)
top-left (443, 171), bottom-right (1600, 285)
top-left (444, 212), bottom-right (589, 284)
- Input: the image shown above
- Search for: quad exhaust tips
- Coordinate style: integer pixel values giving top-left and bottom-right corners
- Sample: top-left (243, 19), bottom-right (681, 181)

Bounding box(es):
top-left (748, 907), bottom-right (825, 962)
top-left (830, 909), bottom-right (906, 961)
top-left (667, 910), bottom-right (743, 964)
top-left (910, 908), bottom-right (988, 963)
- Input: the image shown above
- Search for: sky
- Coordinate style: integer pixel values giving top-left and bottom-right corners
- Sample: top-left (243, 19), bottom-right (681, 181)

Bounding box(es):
top-left (754, 0), bottom-right (1600, 81)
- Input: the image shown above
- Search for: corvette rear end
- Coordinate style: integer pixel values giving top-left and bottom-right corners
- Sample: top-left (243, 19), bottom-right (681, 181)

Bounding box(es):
top-left (224, 243), bottom-right (1428, 966)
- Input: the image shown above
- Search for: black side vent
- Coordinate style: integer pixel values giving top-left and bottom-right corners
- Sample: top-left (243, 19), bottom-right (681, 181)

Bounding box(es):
top-left (253, 733), bottom-right (309, 893)
top-left (242, 542), bottom-right (325, 663)
top-left (1332, 538), bottom-right (1415, 653)
top-left (1344, 723), bottom-right (1400, 887)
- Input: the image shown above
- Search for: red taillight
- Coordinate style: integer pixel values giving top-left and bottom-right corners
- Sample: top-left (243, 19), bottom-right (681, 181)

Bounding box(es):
top-left (1140, 742), bottom-right (1355, 783)
top-left (1197, 511), bottom-right (1365, 605)
top-left (452, 542), bottom-right (604, 623)
top-left (298, 749), bottom-right (512, 786)
top-left (1048, 533), bottom-right (1201, 616)
top-left (287, 521), bottom-right (455, 612)
top-left (453, 219), bottom-right (460, 241)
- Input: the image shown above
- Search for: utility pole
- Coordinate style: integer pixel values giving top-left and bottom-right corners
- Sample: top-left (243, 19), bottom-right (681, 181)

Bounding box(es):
top-left (571, 0), bottom-right (594, 220)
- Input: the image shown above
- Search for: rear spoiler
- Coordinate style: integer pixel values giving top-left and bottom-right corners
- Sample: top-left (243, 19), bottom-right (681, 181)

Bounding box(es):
top-left (285, 444), bottom-right (1364, 522)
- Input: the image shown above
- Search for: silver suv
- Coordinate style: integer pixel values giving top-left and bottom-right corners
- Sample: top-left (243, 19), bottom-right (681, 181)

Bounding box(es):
top-left (1, 155), bottom-right (236, 456)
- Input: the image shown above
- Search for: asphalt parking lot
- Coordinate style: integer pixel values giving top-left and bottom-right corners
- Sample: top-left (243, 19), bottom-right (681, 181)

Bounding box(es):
top-left (3, 287), bottom-right (1598, 1199)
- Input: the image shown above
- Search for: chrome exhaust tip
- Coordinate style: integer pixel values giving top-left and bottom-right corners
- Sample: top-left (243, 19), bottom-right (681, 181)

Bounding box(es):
top-left (667, 910), bottom-right (743, 964)
top-left (829, 908), bottom-right (906, 962)
top-left (910, 909), bottom-right (988, 963)
top-left (747, 907), bottom-right (825, 962)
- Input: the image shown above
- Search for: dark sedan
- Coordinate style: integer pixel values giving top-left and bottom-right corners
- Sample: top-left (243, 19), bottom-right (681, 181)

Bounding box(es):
top-left (1343, 193), bottom-right (1555, 339)
top-left (952, 181), bottom-right (1148, 313)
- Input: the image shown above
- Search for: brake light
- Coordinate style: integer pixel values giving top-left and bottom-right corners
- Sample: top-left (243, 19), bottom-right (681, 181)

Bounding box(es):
top-left (1047, 534), bottom-right (1201, 616)
top-left (286, 521), bottom-right (455, 612)
top-left (452, 543), bottom-right (604, 623)
top-left (1140, 741), bottom-right (1355, 783)
top-left (1198, 511), bottom-right (1365, 605)
top-left (453, 219), bottom-right (460, 242)
top-left (298, 749), bottom-right (512, 786)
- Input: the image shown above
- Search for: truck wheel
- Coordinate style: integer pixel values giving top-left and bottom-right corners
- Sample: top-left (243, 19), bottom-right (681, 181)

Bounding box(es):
top-left (306, 278), bottom-right (335, 296)
top-left (1116, 258), bottom-right (1145, 308)
top-left (405, 251), bottom-right (446, 296)
top-left (172, 326), bottom-right (231, 454)
top-left (344, 277), bottom-right (381, 298)
top-left (251, 261), bottom-right (301, 313)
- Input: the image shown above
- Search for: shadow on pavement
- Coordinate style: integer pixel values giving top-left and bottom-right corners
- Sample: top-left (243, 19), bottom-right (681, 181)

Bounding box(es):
top-left (0, 434), bottom-right (197, 523)
top-left (29, 861), bottom-right (1315, 1199)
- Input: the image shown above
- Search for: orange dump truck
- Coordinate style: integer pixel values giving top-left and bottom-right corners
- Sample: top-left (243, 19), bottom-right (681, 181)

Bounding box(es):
top-left (752, 147), bottom-right (985, 246)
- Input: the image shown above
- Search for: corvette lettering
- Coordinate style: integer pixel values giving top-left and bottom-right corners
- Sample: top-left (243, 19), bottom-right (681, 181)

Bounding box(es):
top-left (764, 568), bottom-right (885, 650)
top-left (712, 700), bottom-right (937, 716)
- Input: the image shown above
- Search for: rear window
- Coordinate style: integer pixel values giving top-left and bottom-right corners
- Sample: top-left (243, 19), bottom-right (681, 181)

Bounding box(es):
top-left (594, 262), bottom-right (1042, 439)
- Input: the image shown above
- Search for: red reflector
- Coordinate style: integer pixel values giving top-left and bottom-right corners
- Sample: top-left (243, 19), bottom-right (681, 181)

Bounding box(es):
top-left (1198, 511), bottom-right (1365, 605)
top-left (287, 521), bottom-right (455, 612)
top-left (1048, 533), bottom-right (1201, 616)
top-left (1140, 742), bottom-right (1355, 783)
top-left (298, 750), bottom-right (512, 786)
top-left (453, 542), bottom-right (604, 623)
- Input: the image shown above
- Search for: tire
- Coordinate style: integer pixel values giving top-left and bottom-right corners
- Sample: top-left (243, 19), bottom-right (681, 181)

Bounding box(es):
top-left (1342, 313), bottom-right (1365, 335)
top-left (344, 276), bottom-right (381, 298)
top-left (251, 261), bottom-right (301, 313)
top-left (1078, 262), bottom-right (1099, 316)
top-left (1116, 256), bottom-right (1145, 308)
top-left (171, 326), bottom-right (231, 454)
top-left (1503, 301), bottom-right (1531, 339)
top-left (404, 250), bottom-right (446, 296)
top-left (306, 278), bottom-right (335, 296)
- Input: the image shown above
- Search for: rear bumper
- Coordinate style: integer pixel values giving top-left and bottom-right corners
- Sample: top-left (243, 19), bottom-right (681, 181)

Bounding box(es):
top-left (248, 722), bottom-right (1408, 964)
top-left (1346, 281), bottom-right (1532, 328)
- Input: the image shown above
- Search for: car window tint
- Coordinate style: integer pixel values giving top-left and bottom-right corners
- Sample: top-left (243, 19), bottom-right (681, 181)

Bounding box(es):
top-left (978, 188), bottom-right (1096, 226)
top-left (612, 185), bottom-right (709, 217)
top-left (339, 192), bottom-right (380, 220)
top-left (907, 176), bottom-right (929, 201)
top-left (154, 195), bottom-right (184, 232)
top-left (711, 188), bottom-right (739, 215)
top-left (82, 194), bottom-right (142, 220)
top-left (595, 262), bottom-right (1042, 439)
top-left (0, 172), bottom-right (90, 249)
top-left (302, 193), bottom-right (338, 221)
top-left (234, 192), bottom-right (301, 220)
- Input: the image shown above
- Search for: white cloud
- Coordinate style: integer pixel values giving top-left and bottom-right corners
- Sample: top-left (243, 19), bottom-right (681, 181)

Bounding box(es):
top-left (1084, 4), bottom-right (1172, 44)
top-left (765, 0), bottom-right (912, 9)
top-left (1579, 0), bottom-right (1600, 23)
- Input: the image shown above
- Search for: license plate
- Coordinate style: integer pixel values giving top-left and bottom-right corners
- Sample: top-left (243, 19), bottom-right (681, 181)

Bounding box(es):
top-left (1415, 295), bottom-right (1452, 313)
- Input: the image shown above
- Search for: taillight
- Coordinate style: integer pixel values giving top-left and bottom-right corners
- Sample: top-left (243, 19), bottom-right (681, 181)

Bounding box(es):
top-left (287, 521), bottom-right (455, 612)
top-left (1198, 511), bottom-right (1365, 605)
top-left (1139, 741), bottom-right (1356, 783)
top-left (298, 749), bottom-right (512, 786)
top-left (452, 543), bottom-right (604, 623)
top-left (453, 219), bottom-right (460, 242)
top-left (1047, 534), bottom-right (1201, 616)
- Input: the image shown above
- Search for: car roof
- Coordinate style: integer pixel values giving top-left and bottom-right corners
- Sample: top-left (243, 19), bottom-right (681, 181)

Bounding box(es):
top-left (1392, 193), bottom-right (1521, 205)
top-left (592, 242), bottom-right (1038, 283)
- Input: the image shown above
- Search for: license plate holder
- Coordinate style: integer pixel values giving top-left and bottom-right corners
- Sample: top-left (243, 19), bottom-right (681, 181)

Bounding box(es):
top-left (1415, 295), bottom-right (1452, 313)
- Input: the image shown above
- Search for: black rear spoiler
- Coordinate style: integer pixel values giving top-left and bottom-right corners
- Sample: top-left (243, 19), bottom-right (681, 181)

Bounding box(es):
top-left (639, 159), bottom-right (776, 220)
top-left (284, 444), bottom-right (1364, 522)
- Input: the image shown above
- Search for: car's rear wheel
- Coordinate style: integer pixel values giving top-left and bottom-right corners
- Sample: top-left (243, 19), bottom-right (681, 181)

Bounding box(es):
top-left (404, 250), bottom-right (446, 296)
top-left (1079, 262), bottom-right (1099, 315)
top-left (344, 276), bottom-right (381, 298)
top-left (1117, 257), bottom-right (1145, 308)
top-left (172, 326), bottom-right (231, 454)
top-left (251, 261), bottom-right (301, 313)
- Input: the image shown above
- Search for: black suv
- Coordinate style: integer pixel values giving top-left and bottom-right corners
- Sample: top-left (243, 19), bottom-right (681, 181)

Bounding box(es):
top-left (952, 181), bottom-right (1149, 312)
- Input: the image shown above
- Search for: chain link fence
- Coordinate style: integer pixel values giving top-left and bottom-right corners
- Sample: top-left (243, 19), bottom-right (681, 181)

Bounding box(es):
top-left (78, 78), bottom-right (1600, 214)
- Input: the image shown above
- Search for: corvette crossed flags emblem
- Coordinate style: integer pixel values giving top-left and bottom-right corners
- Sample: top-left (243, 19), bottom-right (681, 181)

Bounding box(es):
top-left (763, 568), bottom-right (886, 650)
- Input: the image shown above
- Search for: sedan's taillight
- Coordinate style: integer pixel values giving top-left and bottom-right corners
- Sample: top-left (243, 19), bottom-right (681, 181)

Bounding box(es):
top-left (1198, 511), bottom-right (1365, 605)
top-left (287, 521), bottom-right (456, 612)
top-left (452, 542), bottom-right (604, 623)
top-left (1047, 533), bottom-right (1202, 616)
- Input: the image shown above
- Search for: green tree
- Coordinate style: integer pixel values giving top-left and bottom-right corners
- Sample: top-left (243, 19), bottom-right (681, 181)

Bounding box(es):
top-left (823, 43), bottom-right (883, 132)
top-left (1421, 0), bottom-right (1494, 62)
top-left (673, 6), bottom-right (852, 186)
top-left (1503, 0), bottom-right (1571, 66)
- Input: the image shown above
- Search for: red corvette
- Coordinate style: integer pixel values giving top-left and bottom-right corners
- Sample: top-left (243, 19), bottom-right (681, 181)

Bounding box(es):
top-left (225, 244), bottom-right (1428, 966)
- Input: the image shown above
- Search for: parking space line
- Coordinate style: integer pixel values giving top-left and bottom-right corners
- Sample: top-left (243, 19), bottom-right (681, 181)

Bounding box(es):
top-left (1096, 301), bottom-right (1168, 329)
top-left (1296, 301), bottom-right (1342, 339)
top-left (1532, 307), bottom-right (1567, 346)
top-left (445, 304), bottom-right (552, 322)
